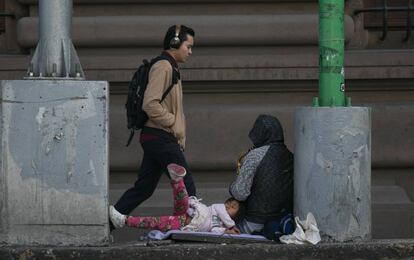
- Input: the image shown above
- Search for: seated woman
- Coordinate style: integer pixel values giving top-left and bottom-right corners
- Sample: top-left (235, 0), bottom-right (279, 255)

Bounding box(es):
top-left (229, 115), bottom-right (294, 236)
top-left (110, 163), bottom-right (244, 234)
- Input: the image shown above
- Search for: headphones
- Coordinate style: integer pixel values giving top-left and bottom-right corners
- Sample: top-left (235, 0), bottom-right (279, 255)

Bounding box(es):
top-left (169, 25), bottom-right (182, 49)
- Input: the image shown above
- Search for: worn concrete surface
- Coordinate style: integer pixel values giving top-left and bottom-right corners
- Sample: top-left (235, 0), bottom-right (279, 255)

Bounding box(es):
top-left (0, 80), bottom-right (109, 246)
top-left (0, 239), bottom-right (413, 260)
top-left (294, 107), bottom-right (371, 242)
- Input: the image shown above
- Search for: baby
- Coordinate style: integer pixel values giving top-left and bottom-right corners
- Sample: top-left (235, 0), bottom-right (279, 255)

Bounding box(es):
top-left (110, 163), bottom-right (243, 234)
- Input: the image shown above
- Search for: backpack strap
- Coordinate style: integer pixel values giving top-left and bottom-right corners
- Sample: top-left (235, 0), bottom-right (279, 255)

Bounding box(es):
top-left (161, 81), bottom-right (175, 102)
top-left (126, 129), bottom-right (135, 147)
top-left (153, 55), bottom-right (179, 103)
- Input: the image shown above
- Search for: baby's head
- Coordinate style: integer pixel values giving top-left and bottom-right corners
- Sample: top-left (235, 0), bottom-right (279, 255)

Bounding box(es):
top-left (224, 197), bottom-right (245, 221)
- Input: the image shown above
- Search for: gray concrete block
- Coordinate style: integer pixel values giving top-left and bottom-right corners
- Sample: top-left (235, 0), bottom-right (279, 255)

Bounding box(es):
top-left (0, 80), bottom-right (109, 246)
top-left (294, 107), bottom-right (371, 242)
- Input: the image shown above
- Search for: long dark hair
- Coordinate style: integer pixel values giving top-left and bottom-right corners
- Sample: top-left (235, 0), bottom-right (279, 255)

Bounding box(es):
top-left (236, 147), bottom-right (255, 175)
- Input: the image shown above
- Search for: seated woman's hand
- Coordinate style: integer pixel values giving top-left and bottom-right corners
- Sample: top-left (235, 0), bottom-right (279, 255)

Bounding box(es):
top-left (224, 227), bottom-right (240, 234)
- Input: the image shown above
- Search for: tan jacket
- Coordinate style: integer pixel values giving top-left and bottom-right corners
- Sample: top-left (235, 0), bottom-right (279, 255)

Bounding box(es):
top-left (143, 60), bottom-right (186, 148)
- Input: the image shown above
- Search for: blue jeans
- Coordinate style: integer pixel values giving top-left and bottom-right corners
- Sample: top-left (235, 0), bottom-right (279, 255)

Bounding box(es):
top-left (237, 219), bottom-right (264, 234)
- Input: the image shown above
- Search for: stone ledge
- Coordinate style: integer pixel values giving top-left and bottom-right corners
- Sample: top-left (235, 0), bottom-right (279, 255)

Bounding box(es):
top-left (18, 0), bottom-right (318, 4)
top-left (0, 239), bottom-right (413, 260)
top-left (1, 49), bottom-right (414, 81)
top-left (16, 14), bottom-right (354, 48)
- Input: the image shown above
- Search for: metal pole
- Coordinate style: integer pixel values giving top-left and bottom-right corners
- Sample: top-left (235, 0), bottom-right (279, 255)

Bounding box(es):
top-left (39, 0), bottom-right (71, 77)
top-left (318, 0), bottom-right (346, 106)
top-left (27, 0), bottom-right (84, 79)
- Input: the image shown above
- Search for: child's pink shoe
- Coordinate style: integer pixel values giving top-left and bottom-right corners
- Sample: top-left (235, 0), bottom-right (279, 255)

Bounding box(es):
top-left (167, 163), bottom-right (186, 181)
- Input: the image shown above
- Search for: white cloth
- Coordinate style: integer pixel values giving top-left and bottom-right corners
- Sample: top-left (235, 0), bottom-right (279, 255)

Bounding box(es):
top-left (181, 197), bottom-right (235, 234)
top-left (279, 213), bottom-right (321, 245)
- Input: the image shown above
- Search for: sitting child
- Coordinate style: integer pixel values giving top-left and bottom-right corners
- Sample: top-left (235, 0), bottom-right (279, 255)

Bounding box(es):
top-left (110, 163), bottom-right (244, 234)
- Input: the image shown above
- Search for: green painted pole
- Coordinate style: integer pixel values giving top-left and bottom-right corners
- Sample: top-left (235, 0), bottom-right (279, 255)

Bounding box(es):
top-left (318, 0), bottom-right (346, 106)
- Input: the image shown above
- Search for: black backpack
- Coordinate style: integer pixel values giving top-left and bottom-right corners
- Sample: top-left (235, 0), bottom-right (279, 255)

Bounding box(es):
top-left (125, 55), bottom-right (178, 146)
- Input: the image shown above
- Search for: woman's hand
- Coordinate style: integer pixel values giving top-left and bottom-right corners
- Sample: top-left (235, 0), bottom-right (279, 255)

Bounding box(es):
top-left (224, 227), bottom-right (240, 234)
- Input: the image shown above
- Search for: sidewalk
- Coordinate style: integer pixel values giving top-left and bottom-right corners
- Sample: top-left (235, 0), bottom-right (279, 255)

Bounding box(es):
top-left (1, 239), bottom-right (413, 260)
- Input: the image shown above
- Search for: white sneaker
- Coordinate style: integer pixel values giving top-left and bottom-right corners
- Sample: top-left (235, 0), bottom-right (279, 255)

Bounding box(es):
top-left (109, 205), bottom-right (126, 228)
top-left (167, 163), bottom-right (186, 181)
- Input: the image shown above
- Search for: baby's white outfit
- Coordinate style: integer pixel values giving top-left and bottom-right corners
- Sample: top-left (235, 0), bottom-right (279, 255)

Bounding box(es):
top-left (182, 197), bottom-right (235, 234)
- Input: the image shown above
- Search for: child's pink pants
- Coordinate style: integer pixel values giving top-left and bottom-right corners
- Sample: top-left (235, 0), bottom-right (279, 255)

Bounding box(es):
top-left (126, 178), bottom-right (189, 231)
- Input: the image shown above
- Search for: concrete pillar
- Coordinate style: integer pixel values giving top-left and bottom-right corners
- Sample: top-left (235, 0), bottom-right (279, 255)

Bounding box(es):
top-left (294, 107), bottom-right (371, 242)
top-left (0, 80), bottom-right (109, 245)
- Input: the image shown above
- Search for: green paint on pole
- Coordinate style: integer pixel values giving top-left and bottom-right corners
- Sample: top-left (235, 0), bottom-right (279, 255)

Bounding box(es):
top-left (318, 0), bottom-right (346, 106)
